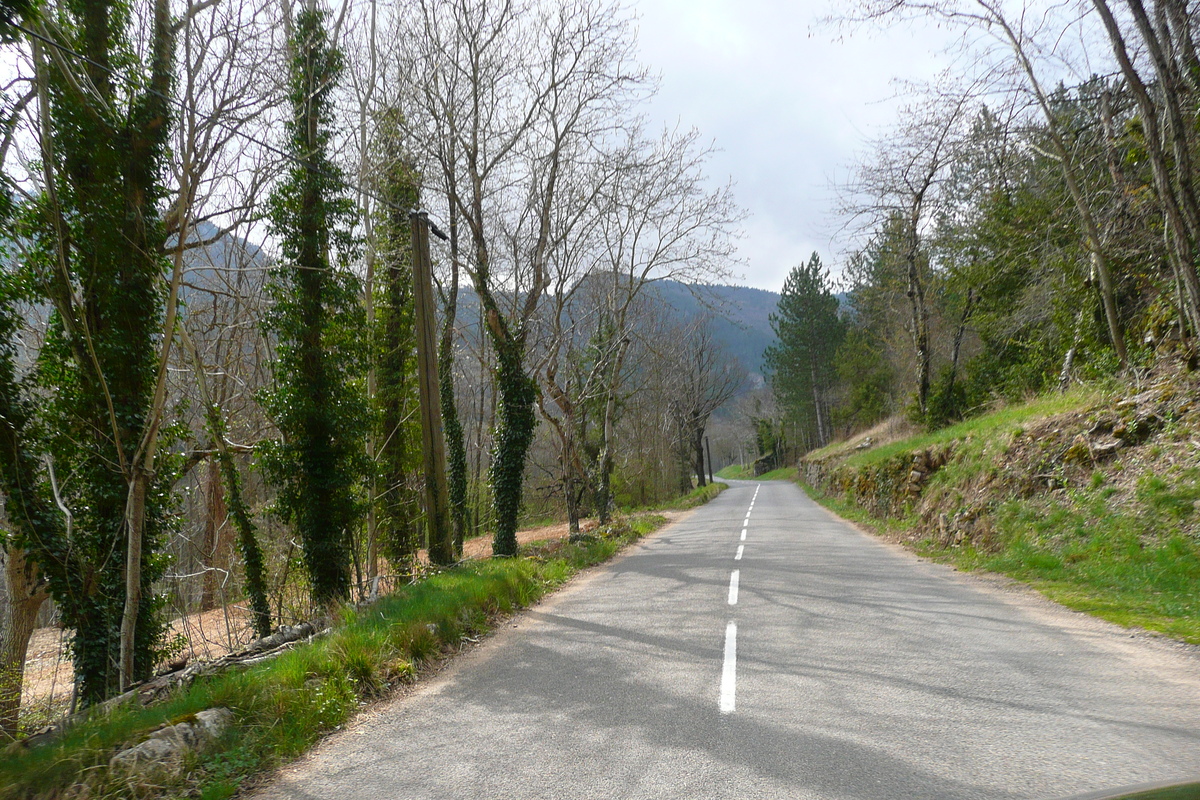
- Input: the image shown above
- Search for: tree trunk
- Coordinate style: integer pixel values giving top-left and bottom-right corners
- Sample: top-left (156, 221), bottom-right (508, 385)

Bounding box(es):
top-left (1093, 0), bottom-right (1200, 338)
top-left (1059, 306), bottom-right (1088, 391)
top-left (200, 457), bottom-right (228, 612)
top-left (692, 426), bottom-right (707, 488)
top-left (596, 392), bottom-right (618, 524)
top-left (488, 335), bottom-right (538, 558)
top-left (705, 436), bottom-right (714, 484)
top-left (1, 548), bottom-right (48, 737)
top-left (810, 362), bottom-right (828, 448)
top-left (119, 470), bottom-right (148, 691)
top-left (594, 338), bottom-right (630, 525)
top-left (563, 457), bottom-right (582, 537)
top-left (905, 240), bottom-right (932, 417)
top-left (948, 288), bottom-right (976, 389)
top-left (440, 202), bottom-right (468, 557)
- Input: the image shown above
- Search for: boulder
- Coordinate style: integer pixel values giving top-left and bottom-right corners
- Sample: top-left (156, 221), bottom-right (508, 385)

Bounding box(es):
top-left (109, 707), bottom-right (233, 774)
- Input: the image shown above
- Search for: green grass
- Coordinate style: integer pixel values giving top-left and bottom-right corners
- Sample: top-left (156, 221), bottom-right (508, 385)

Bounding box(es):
top-left (835, 387), bottom-right (1098, 468)
top-left (755, 466), bottom-right (798, 481)
top-left (714, 465), bottom-right (798, 481)
top-left (799, 479), bottom-right (887, 530)
top-left (0, 515), bottom-right (680, 800)
top-left (953, 485), bottom-right (1200, 643)
top-left (800, 381), bottom-right (1200, 646)
top-left (715, 464), bottom-right (754, 479)
top-left (808, 475), bottom-right (1200, 643)
top-left (625, 481), bottom-right (728, 513)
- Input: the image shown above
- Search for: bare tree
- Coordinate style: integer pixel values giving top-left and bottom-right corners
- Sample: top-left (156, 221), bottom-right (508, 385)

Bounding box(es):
top-left (393, 0), bottom-right (646, 554)
top-left (846, 91), bottom-right (973, 416)
top-left (583, 127), bottom-right (741, 518)
top-left (665, 316), bottom-right (746, 490)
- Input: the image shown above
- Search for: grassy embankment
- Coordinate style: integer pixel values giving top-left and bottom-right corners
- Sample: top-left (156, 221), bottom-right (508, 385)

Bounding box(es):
top-left (798, 375), bottom-right (1200, 645)
top-left (0, 499), bottom-right (722, 800)
top-left (715, 464), bottom-right (797, 481)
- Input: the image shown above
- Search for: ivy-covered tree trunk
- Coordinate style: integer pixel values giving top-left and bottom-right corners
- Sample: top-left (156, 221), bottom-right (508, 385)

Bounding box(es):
top-left (440, 165), bottom-right (469, 558)
top-left (262, 8), bottom-right (368, 608)
top-left (488, 336), bottom-right (538, 557)
top-left (207, 410), bottom-right (272, 638)
top-left (439, 309), bottom-right (469, 557)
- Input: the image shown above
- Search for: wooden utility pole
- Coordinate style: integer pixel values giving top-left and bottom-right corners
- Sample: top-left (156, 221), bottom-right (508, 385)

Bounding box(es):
top-left (410, 211), bottom-right (455, 565)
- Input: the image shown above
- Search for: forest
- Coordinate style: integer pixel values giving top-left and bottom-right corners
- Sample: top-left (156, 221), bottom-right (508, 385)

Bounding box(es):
top-left (0, 0), bottom-right (750, 738)
top-left (765, 1), bottom-right (1200, 468)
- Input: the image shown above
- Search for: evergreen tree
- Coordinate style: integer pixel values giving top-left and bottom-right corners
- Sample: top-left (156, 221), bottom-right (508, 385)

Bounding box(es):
top-left (261, 7), bottom-right (369, 607)
top-left (765, 254), bottom-right (845, 450)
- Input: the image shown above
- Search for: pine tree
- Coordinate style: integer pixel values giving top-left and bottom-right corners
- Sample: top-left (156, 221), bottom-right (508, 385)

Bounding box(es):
top-left (764, 254), bottom-right (845, 451)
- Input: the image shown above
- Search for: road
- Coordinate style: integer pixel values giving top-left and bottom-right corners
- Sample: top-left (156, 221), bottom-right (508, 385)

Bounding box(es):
top-left (254, 479), bottom-right (1200, 800)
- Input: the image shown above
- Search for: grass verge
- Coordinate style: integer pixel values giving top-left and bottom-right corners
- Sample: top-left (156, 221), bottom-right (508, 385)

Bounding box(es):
top-left (812, 387), bottom-right (1099, 469)
top-left (663, 480), bottom-right (727, 509)
top-left (754, 466), bottom-right (798, 482)
top-left (1, 514), bottom-right (673, 800)
top-left (624, 480), bottom-right (728, 513)
top-left (927, 489), bottom-right (1200, 644)
top-left (799, 380), bottom-right (1200, 646)
top-left (715, 464), bottom-right (754, 479)
top-left (804, 473), bottom-right (1200, 643)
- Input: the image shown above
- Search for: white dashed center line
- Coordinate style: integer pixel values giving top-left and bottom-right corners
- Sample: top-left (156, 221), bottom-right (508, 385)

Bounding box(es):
top-left (720, 621), bottom-right (737, 714)
top-left (720, 488), bottom-right (761, 713)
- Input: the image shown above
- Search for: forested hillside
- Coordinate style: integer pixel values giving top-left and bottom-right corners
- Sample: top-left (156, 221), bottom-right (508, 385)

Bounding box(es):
top-left (648, 282), bottom-right (779, 378)
top-left (453, 280), bottom-right (778, 377)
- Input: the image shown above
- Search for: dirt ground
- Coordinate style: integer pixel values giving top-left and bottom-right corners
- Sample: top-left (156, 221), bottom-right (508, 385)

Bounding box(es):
top-left (19, 514), bottom-right (653, 722)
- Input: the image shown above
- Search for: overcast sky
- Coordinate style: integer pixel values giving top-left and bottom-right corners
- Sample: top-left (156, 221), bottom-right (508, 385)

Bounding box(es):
top-left (633, 0), bottom-right (960, 292)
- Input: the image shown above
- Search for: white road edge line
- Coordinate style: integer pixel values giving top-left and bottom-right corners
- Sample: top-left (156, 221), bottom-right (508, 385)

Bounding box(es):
top-left (735, 544), bottom-right (744, 561)
top-left (728, 570), bottom-right (740, 605)
top-left (720, 621), bottom-right (737, 714)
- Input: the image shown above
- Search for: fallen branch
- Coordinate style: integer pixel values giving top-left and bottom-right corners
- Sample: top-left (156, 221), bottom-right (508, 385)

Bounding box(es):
top-left (21, 621), bottom-right (328, 749)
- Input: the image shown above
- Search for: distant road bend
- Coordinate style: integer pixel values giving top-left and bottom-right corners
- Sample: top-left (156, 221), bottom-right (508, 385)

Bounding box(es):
top-left (256, 480), bottom-right (1200, 800)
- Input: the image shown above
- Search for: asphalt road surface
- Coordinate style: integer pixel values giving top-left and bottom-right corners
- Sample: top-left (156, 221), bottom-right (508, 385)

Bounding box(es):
top-left (254, 479), bottom-right (1200, 800)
